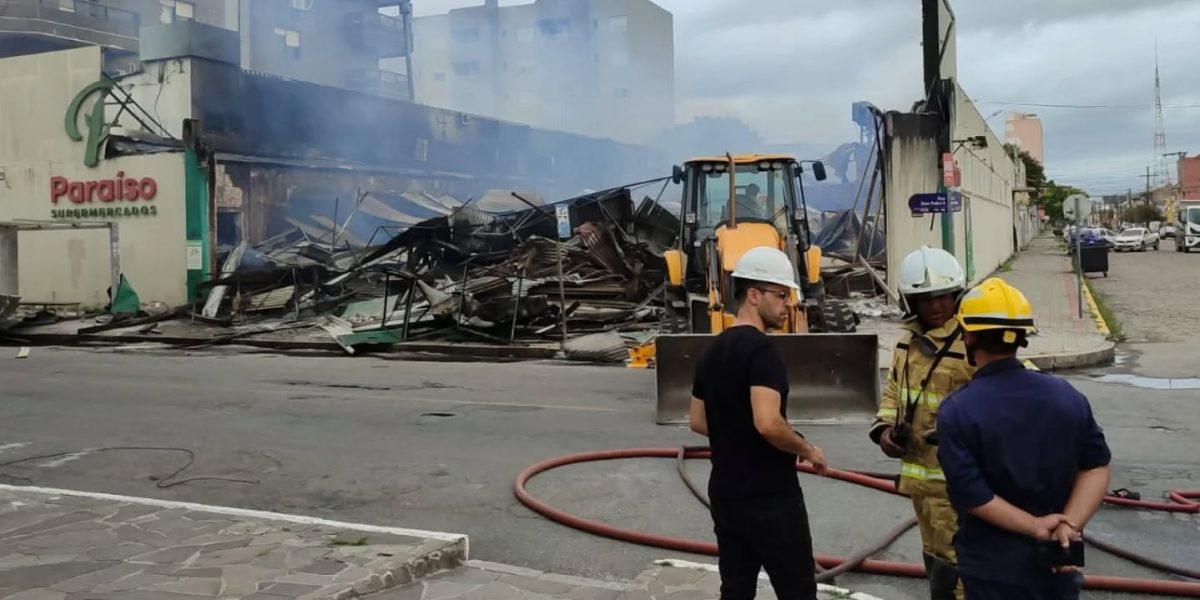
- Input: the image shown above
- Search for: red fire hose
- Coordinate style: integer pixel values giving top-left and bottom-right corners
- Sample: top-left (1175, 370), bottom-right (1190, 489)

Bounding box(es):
top-left (513, 447), bottom-right (1200, 597)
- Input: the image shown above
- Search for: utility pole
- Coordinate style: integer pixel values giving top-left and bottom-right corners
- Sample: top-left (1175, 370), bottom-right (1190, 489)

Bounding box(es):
top-left (1144, 166), bottom-right (1153, 204)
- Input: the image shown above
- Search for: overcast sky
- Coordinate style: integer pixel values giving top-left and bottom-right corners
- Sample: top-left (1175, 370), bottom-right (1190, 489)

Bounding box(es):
top-left (414, 0), bottom-right (1200, 196)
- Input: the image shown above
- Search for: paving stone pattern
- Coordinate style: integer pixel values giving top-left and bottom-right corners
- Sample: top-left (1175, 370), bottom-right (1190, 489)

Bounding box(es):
top-left (613, 564), bottom-right (878, 600)
top-left (366, 561), bottom-right (878, 600)
top-left (0, 488), bottom-right (465, 600)
top-left (363, 560), bottom-right (632, 600)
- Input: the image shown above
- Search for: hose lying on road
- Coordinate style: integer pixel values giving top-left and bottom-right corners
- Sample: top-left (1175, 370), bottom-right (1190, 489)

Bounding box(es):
top-left (514, 447), bottom-right (1200, 597)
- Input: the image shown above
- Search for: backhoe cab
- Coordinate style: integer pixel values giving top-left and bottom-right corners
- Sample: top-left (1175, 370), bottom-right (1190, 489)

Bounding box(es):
top-left (663, 153), bottom-right (854, 335)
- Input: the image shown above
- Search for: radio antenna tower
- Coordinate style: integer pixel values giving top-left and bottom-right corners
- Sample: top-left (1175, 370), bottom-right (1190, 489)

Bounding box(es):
top-left (1153, 42), bottom-right (1169, 186)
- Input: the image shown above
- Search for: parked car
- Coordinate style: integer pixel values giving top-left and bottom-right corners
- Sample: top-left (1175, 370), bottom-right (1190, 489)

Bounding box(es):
top-left (1161, 225), bottom-right (1176, 239)
top-left (1112, 227), bottom-right (1160, 252)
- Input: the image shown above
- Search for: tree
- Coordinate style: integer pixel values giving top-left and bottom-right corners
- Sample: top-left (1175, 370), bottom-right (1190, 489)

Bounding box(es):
top-left (1121, 204), bottom-right (1164, 226)
top-left (1005, 143), bottom-right (1046, 200)
top-left (1040, 181), bottom-right (1086, 222)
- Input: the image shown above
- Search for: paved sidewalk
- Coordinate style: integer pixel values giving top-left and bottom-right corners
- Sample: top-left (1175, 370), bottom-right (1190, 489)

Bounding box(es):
top-left (0, 486), bottom-right (884, 600)
top-left (0, 485), bottom-right (466, 600)
top-left (365, 560), bottom-right (883, 600)
top-left (865, 235), bottom-right (1114, 371)
top-left (362, 560), bottom-right (631, 600)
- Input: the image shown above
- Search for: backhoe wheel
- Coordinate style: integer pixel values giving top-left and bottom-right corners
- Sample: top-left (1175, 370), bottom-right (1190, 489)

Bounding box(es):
top-left (812, 299), bottom-right (858, 333)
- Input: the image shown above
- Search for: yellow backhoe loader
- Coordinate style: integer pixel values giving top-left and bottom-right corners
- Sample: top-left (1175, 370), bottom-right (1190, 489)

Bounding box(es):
top-left (646, 153), bottom-right (880, 424)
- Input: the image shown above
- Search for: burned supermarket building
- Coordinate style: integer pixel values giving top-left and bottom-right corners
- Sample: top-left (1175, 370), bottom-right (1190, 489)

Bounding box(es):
top-left (0, 27), bottom-right (659, 310)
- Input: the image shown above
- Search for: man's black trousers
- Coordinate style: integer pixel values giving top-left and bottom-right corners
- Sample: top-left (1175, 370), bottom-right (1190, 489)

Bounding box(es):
top-left (710, 490), bottom-right (818, 600)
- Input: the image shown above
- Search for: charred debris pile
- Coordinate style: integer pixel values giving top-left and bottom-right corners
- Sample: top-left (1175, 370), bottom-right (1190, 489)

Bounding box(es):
top-left (189, 186), bottom-right (682, 358)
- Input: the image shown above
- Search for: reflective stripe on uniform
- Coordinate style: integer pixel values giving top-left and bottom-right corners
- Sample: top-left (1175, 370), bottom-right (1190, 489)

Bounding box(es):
top-left (901, 388), bottom-right (944, 409)
top-left (901, 462), bottom-right (946, 482)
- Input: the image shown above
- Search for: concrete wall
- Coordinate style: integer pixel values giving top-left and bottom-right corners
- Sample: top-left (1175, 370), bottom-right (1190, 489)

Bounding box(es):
top-left (952, 83), bottom-right (1017, 282)
top-left (120, 58), bottom-right (194, 139)
top-left (0, 47), bottom-right (188, 307)
top-left (884, 111), bottom-right (944, 284)
top-left (884, 85), bottom-right (1021, 293)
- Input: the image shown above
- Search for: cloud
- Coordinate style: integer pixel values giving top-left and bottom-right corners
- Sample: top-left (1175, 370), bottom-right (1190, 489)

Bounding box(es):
top-left (410, 0), bottom-right (1200, 195)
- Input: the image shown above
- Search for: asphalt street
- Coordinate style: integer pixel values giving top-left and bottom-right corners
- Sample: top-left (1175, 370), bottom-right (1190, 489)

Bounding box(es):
top-left (0, 244), bottom-right (1197, 599)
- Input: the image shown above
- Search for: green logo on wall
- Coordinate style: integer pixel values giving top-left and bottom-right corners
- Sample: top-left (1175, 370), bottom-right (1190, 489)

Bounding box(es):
top-left (64, 80), bottom-right (117, 168)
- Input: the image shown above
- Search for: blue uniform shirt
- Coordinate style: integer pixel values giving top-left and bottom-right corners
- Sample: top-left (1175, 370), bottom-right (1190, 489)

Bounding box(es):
top-left (937, 358), bottom-right (1112, 584)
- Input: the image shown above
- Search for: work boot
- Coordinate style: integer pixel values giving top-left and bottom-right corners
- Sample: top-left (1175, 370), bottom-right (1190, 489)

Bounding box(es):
top-left (925, 553), bottom-right (962, 600)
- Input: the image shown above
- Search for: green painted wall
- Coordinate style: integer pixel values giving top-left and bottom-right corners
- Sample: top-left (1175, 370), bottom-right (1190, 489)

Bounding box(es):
top-left (184, 145), bottom-right (210, 301)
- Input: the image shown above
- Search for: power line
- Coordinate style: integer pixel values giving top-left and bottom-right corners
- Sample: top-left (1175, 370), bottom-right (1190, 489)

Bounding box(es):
top-left (977, 100), bottom-right (1200, 109)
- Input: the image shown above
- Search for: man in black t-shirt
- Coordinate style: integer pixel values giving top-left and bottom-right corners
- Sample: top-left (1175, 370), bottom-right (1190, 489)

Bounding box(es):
top-left (689, 247), bottom-right (828, 600)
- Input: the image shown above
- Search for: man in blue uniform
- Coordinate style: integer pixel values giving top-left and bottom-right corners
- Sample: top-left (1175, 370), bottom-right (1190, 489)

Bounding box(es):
top-left (937, 278), bottom-right (1112, 600)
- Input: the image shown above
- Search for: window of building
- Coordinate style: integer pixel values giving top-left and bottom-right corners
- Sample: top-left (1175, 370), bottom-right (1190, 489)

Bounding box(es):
top-left (452, 61), bottom-right (481, 77)
top-left (537, 18), bottom-right (570, 39)
top-left (292, 0), bottom-right (314, 10)
top-left (609, 15), bottom-right (628, 33)
top-left (452, 27), bottom-right (480, 43)
top-left (176, 1), bottom-right (194, 20)
top-left (159, 0), bottom-right (195, 24)
top-left (274, 27), bottom-right (302, 58)
top-left (517, 27), bottom-right (534, 42)
top-left (415, 138), bottom-right (429, 162)
top-left (57, 0), bottom-right (74, 12)
top-left (614, 88), bottom-right (628, 98)
top-left (518, 62), bottom-right (536, 75)
top-left (433, 71), bottom-right (446, 81)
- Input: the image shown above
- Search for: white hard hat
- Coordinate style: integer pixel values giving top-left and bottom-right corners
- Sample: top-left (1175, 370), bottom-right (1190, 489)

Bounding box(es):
top-left (898, 246), bottom-right (965, 297)
top-left (732, 247), bottom-right (800, 290)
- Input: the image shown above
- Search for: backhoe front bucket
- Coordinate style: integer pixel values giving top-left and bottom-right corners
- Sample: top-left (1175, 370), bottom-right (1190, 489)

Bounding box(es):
top-left (654, 333), bottom-right (880, 425)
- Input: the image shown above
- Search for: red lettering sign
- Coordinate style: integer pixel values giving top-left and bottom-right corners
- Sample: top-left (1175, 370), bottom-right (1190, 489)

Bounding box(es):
top-left (942, 153), bottom-right (960, 187)
top-left (50, 173), bottom-right (157, 204)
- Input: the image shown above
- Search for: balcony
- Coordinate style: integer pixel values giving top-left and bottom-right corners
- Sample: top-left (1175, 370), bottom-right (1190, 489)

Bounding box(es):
top-left (0, 0), bottom-right (140, 56)
top-left (344, 10), bottom-right (410, 58)
top-left (345, 67), bottom-right (411, 101)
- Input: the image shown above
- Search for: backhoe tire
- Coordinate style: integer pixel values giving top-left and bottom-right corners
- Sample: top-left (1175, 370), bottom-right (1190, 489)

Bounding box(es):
top-left (812, 299), bottom-right (858, 333)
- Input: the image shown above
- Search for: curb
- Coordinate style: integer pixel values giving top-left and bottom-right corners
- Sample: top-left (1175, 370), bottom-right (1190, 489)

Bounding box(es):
top-left (1080, 281), bottom-right (1112, 337)
top-left (1026, 341), bottom-right (1116, 371)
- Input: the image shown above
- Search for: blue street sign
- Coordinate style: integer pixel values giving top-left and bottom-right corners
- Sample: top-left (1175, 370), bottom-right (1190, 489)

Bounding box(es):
top-left (556, 205), bottom-right (572, 239)
top-left (909, 191), bottom-right (963, 215)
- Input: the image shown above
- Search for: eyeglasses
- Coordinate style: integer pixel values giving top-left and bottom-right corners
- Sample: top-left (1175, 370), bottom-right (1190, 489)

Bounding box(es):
top-left (753, 288), bottom-right (791, 302)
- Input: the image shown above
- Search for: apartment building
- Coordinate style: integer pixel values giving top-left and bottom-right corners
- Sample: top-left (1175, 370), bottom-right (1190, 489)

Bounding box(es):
top-left (403, 0), bottom-right (674, 144)
top-left (0, 0), bottom-right (414, 99)
top-left (1005, 112), bottom-right (1044, 164)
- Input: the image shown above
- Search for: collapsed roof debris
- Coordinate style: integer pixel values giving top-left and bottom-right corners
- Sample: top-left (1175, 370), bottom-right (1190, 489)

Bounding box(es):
top-left (174, 182), bottom-right (678, 357)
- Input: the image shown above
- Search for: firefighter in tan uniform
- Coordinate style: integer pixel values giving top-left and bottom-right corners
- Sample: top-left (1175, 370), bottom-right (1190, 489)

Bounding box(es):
top-left (869, 247), bottom-right (974, 600)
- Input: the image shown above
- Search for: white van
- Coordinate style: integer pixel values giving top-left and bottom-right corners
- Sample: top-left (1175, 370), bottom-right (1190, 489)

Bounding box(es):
top-left (1175, 201), bottom-right (1200, 253)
